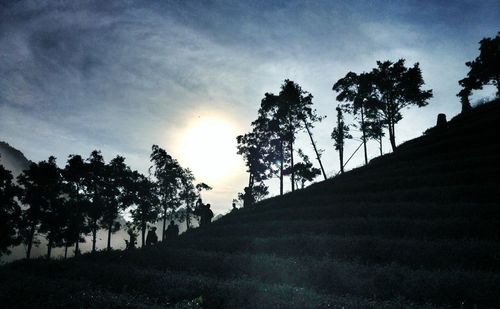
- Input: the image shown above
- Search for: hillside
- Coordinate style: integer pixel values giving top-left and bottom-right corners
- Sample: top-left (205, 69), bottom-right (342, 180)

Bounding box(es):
top-left (0, 141), bottom-right (30, 178)
top-left (1, 100), bottom-right (500, 308)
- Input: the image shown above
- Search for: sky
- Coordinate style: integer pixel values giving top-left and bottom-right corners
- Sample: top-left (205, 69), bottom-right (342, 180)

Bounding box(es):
top-left (1, 0), bottom-right (499, 215)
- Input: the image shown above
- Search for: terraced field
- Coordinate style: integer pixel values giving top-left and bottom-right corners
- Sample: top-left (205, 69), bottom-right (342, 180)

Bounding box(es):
top-left (1, 100), bottom-right (500, 308)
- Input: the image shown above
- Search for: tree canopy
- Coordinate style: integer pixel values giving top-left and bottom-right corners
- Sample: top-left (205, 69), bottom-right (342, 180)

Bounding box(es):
top-left (150, 145), bottom-right (184, 240)
top-left (458, 32), bottom-right (500, 112)
top-left (369, 59), bottom-right (433, 151)
top-left (0, 163), bottom-right (21, 256)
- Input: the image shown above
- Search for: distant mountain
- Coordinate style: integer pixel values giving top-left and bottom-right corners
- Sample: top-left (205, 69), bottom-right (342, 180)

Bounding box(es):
top-left (0, 141), bottom-right (30, 177)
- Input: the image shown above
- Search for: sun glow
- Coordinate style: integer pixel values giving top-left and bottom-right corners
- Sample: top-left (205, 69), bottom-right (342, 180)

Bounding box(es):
top-left (179, 116), bottom-right (241, 184)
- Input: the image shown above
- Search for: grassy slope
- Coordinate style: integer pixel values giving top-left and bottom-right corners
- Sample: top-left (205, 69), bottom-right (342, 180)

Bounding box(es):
top-left (1, 100), bottom-right (500, 308)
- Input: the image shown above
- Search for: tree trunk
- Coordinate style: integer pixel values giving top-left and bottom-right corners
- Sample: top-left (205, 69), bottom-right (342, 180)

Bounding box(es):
top-left (186, 206), bottom-right (191, 230)
top-left (47, 238), bottom-right (52, 259)
top-left (379, 134), bottom-right (383, 156)
top-left (74, 226), bottom-right (80, 256)
top-left (26, 223), bottom-right (36, 259)
top-left (141, 226), bottom-right (146, 248)
top-left (91, 222), bottom-right (97, 253)
top-left (304, 122), bottom-right (327, 180)
top-left (361, 107), bottom-right (368, 165)
top-left (389, 122), bottom-right (396, 151)
top-left (74, 190), bottom-right (80, 256)
top-left (279, 139), bottom-right (284, 195)
top-left (461, 97), bottom-right (472, 113)
top-left (162, 206), bottom-right (167, 242)
top-left (290, 139), bottom-right (295, 192)
top-left (107, 222), bottom-right (112, 251)
top-left (339, 146), bottom-right (344, 174)
top-left (64, 243), bottom-right (68, 259)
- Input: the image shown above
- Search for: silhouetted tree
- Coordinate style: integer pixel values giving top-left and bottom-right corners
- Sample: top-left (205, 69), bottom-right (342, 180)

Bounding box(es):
top-left (128, 171), bottom-right (160, 247)
top-left (250, 184), bottom-right (269, 202)
top-left (150, 145), bottom-right (184, 241)
top-left (40, 157), bottom-right (67, 258)
top-left (62, 154), bottom-right (90, 256)
top-left (258, 80), bottom-right (325, 192)
top-left (195, 183), bottom-right (212, 195)
top-left (17, 159), bottom-right (53, 259)
top-left (85, 150), bottom-right (106, 253)
top-left (458, 32), bottom-right (500, 112)
top-left (100, 155), bottom-right (132, 251)
top-left (19, 156), bottom-right (65, 258)
top-left (370, 59), bottom-right (433, 151)
top-left (237, 127), bottom-right (274, 204)
top-left (59, 196), bottom-right (90, 258)
top-left (179, 168), bottom-right (197, 230)
top-left (331, 107), bottom-right (352, 174)
top-left (333, 72), bottom-right (374, 164)
top-left (364, 114), bottom-right (386, 156)
top-left (237, 182), bottom-right (269, 208)
top-left (290, 149), bottom-right (321, 189)
top-left (252, 106), bottom-right (287, 195)
top-left (255, 106), bottom-right (280, 189)
top-left (0, 163), bottom-right (21, 257)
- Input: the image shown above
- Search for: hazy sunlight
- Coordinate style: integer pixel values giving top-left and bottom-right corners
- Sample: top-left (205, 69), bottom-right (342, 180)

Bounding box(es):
top-left (179, 116), bottom-right (240, 184)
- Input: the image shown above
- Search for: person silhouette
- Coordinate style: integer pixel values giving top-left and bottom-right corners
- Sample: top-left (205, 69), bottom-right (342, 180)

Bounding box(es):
top-left (166, 220), bottom-right (179, 241)
top-left (200, 203), bottom-right (214, 227)
top-left (125, 228), bottom-right (137, 250)
top-left (196, 197), bottom-right (204, 208)
top-left (146, 226), bottom-right (158, 246)
top-left (231, 202), bottom-right (238, 213)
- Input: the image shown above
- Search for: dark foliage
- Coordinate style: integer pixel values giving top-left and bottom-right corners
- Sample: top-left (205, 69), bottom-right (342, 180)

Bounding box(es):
top-left (458, 32), bottom-right (500, 112)
top-left (0, 163), bottom-right (21, 256)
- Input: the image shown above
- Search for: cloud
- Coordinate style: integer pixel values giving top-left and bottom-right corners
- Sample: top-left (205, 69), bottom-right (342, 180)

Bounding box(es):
top-left (0, 0), bottom-right (498, 211)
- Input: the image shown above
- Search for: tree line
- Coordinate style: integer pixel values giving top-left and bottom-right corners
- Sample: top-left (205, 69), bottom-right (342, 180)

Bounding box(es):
top-left (236, 33), bottom-right (499, 203)
top-left (0, 145), bottom-right (211, 259)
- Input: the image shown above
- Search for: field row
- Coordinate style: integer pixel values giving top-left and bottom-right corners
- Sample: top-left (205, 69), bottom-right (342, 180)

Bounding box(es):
top-left (289, 183), bottom-right (499, 204)
top-left (11, 245), bottom-right (498, 307)
top-left (227, 202), bottom-right (500, 221)
top-left (172, 234), bottom-right (500, 271)
top-left (358, 146), bottom-right (499, 177)
top-left (203, 218), bottom-right (500, 240)
top-left (1, 263), bottom-right (443, 309)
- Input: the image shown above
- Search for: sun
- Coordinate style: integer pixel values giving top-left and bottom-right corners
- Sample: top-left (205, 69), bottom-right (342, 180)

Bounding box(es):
top-left (179, 117), bottom-right (241, 184)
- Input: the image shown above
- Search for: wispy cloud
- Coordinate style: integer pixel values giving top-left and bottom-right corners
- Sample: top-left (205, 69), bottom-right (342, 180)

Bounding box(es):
top-left (1, 0), bottom-right (498, 212)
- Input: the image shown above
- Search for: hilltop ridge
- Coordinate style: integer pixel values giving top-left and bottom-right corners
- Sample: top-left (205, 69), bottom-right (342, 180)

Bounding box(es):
top-left (0, 141), bottom-right (30, 177)
top-left (1, 99), bottom-right (500, 308)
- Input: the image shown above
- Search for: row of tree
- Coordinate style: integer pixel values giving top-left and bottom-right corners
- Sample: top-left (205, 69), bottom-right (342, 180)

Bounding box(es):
top-left (236, 33), bottom-right (499, 199)
top-left (333, 32), bottom-right (500, 173)
top-left (0, 145), bottom-right (211, 259)
top-left (236, 60), bottom-right (433, 201)
top-left (331, 59), bottom-right (433, 173)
